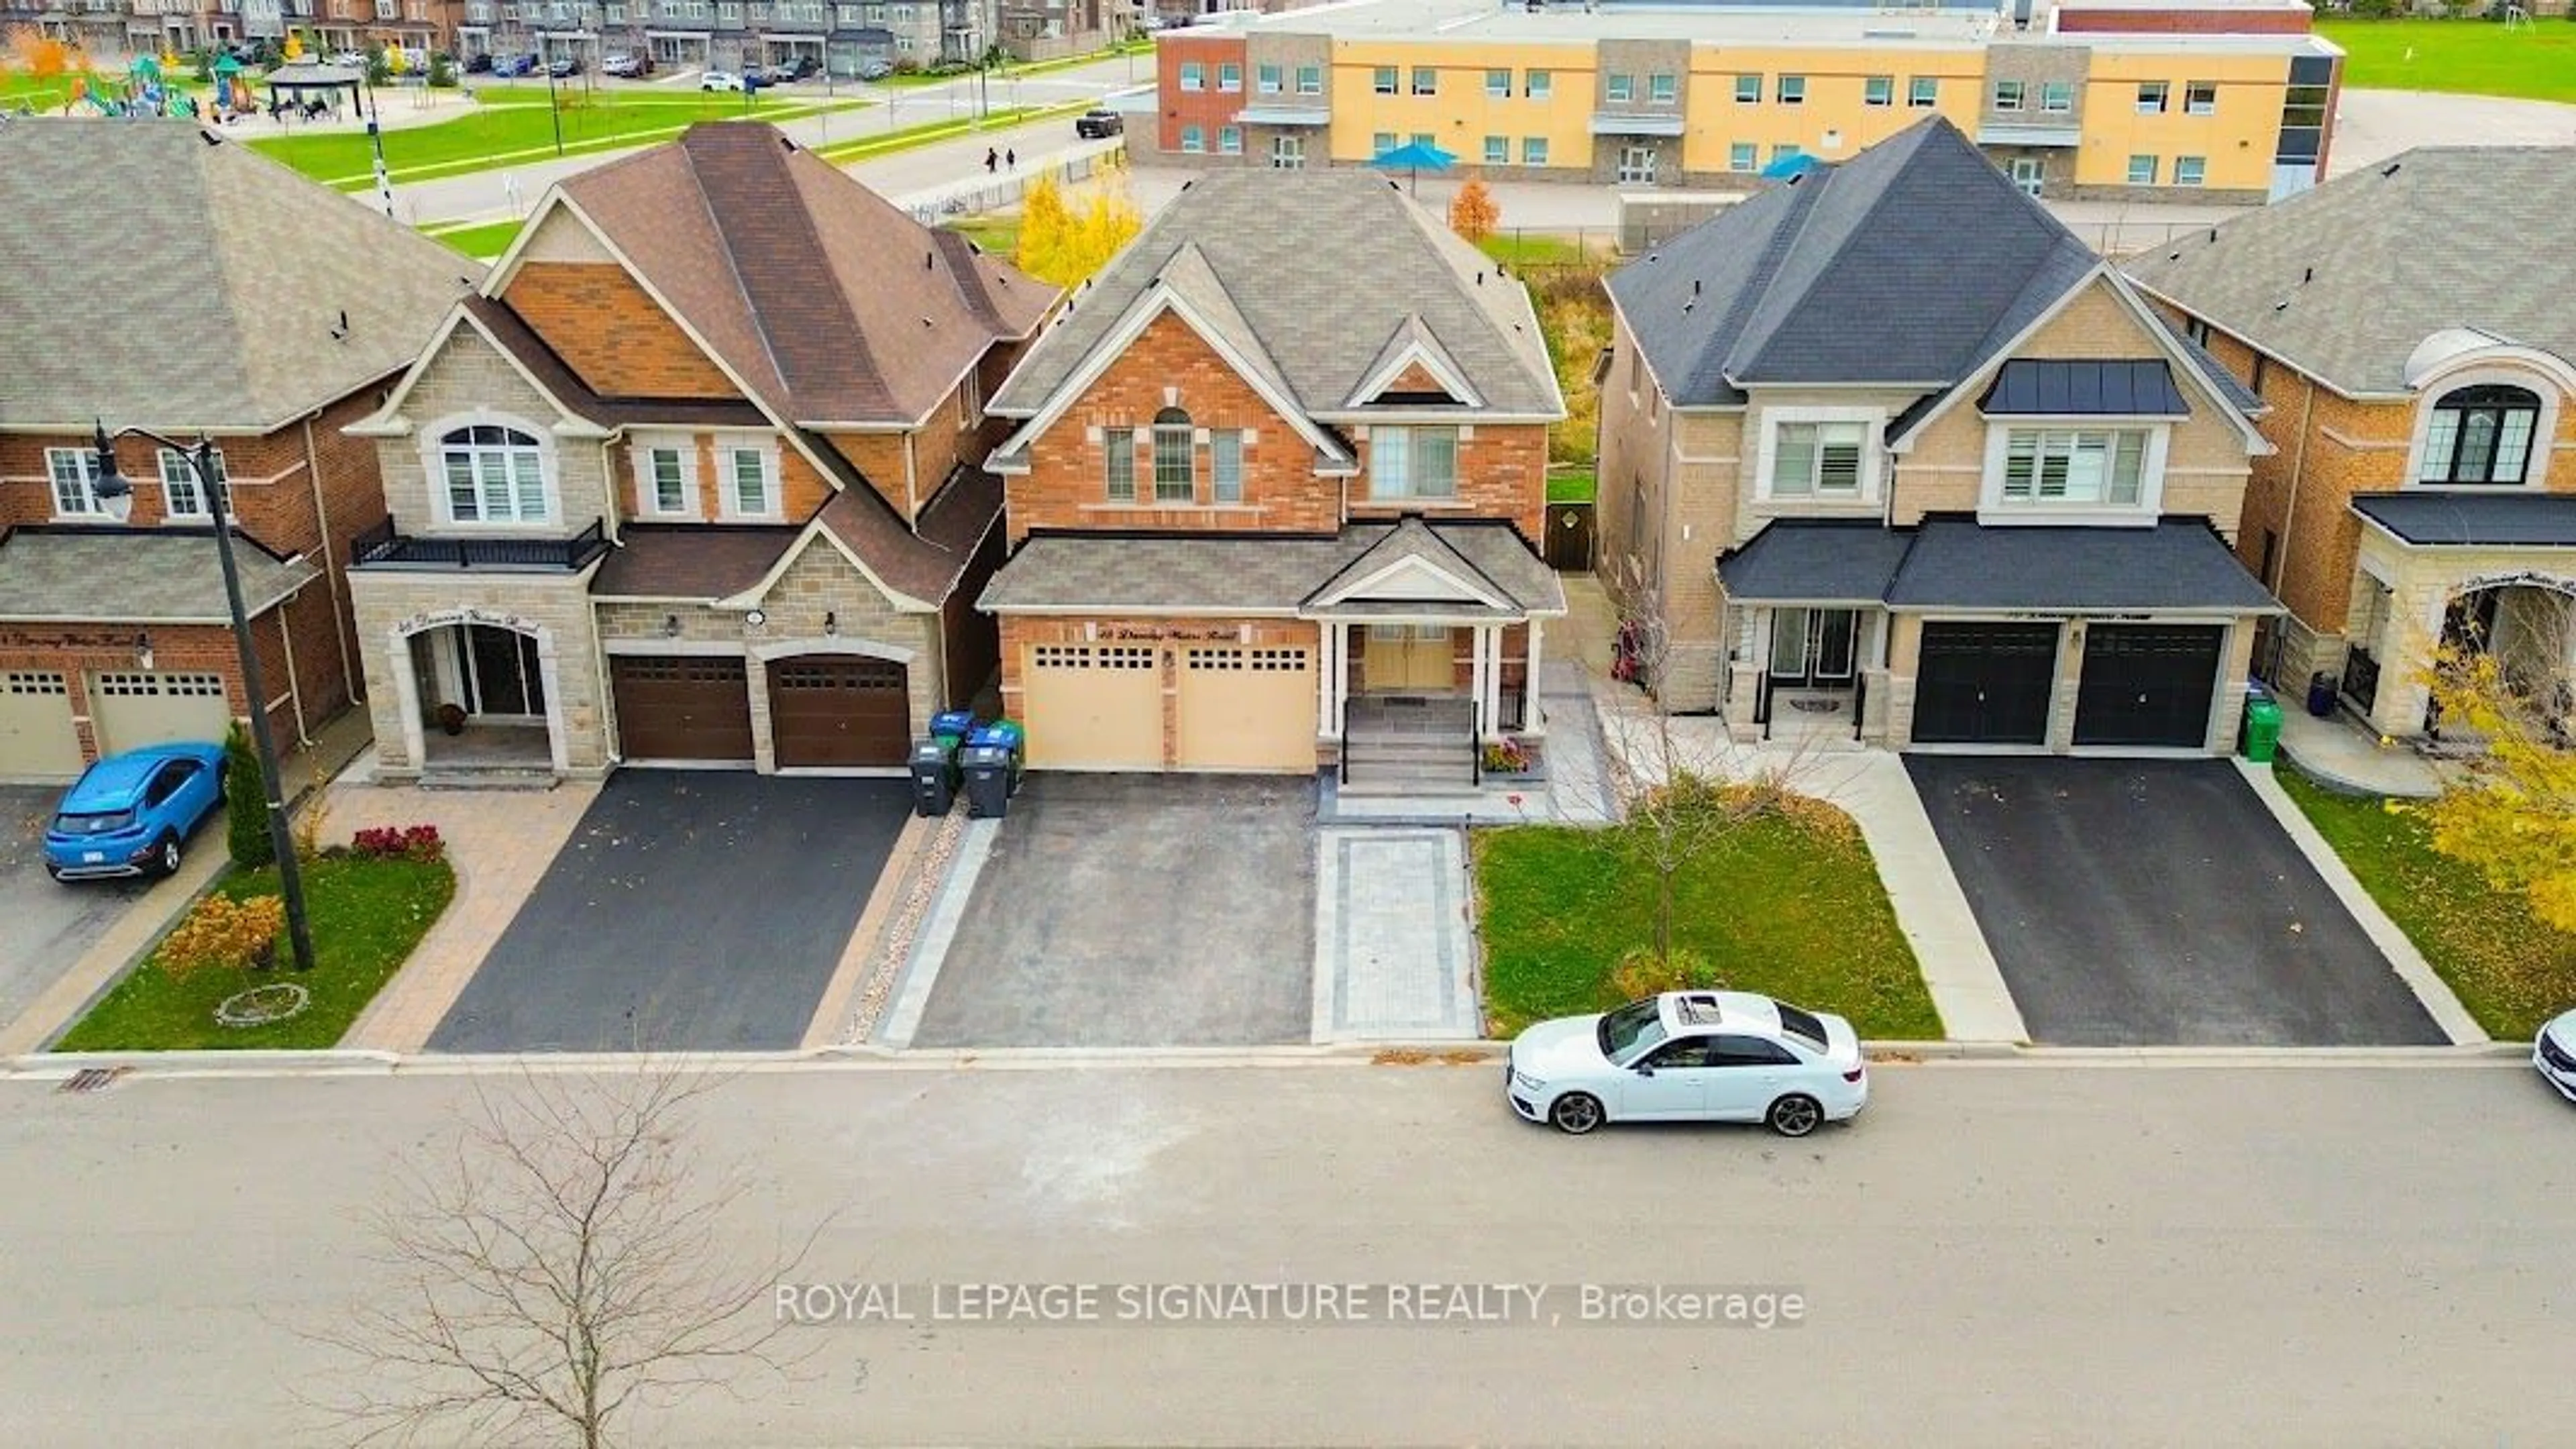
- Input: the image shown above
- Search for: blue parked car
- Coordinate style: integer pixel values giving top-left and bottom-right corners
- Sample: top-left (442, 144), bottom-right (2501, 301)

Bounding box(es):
top-left (44, 742), bottom-right (228, 881)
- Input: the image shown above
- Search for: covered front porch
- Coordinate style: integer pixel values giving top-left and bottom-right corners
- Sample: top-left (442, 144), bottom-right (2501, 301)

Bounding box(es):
top-left (2337, 494), bottom-right (2576, 746)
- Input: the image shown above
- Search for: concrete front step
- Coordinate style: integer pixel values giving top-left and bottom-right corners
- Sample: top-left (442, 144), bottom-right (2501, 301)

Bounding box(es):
top-left (419, 769), bottom-right (561, 792)
top-left (1336, 773), bottom-right (1483, 797)
top-left (1344, 738), bottom-right (1475, 765)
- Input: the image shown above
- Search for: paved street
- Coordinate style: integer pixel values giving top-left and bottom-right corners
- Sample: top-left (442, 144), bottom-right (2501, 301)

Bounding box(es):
top-left (2, 1059), bottom-right (2571, 1446)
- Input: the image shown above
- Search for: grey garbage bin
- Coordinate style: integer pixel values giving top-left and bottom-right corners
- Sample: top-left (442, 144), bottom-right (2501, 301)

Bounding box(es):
top-left (961, 744), bottom-right (1013, 818)
top-left (907, 739), bottom-right (956, 817)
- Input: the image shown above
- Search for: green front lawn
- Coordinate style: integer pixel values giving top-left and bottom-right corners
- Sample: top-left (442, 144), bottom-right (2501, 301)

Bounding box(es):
top-left (810, 101), bottom-right (1075, 164)
top-left (2317, 18), bottom-right (2576, 104)
top-left (423, 218), bottom-right (526, 258)
top-left (248, 91), bottom-right (863, 186)
top-left (1546, 467), bottom-right (1597, 504)
top-left (1478, 232), bottom-right (1593, 268)
top-left (944, 217), bottom-right (1020, 257)
top-left (1474, 811), bottom-right (1941, 1040)
top-left (54, 854), bottom-right (455, 1052)
top-left (2277, 768), bottom-right (2576, 1039)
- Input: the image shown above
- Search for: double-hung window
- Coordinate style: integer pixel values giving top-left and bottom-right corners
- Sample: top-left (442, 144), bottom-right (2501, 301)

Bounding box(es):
top-left (1256, 62), bottom-right (1281, 93)
top-left (158, 447), bottom-right (231, 520)
top-left (1485, 66), bottom-right (1509, 98)
top-left (1863, 74), bottom-right (1892, 107)
top-left (1992, 78), bottom-right (2024, 110)
top-left (1369, 425), bottom-right (1458, 500)
top-left (1152, 409), bottom-right (1195, 502)
top-left (1769, 421), bottom-right (1865, 498)
top-left (1210, 431), bottom-right (1245, 504)
top-left (1218, 125), bottom-right (1241, 155)
top-left (1733, 72), bottom-right (1758, 103)
top-left (1649, 72), bottom-right (1674, 103)
top-left (1524, 68), bottom-right (1550, 99)
top-left (1522, 136), bottom-right (1549, 166)
top-left (2000, 429), bottom-right (2149, 505)
top-left (1909, 76), bottom-right (1937, 107)
top-left (724, 445), bottom-right (778, 518)
top-left (439, 425), bottom-right (548, 524)
top-left (1411, 66), bottom-right (1436, 96)
top-left (1103, 427), bottom-right (1136, 501)
top-left (2184, 80), bottom-right (2216, 115)
top-left (1179, 60), bottom-right (1202, 91)
top-left (1218, 61), bottom-right (1240, 92)
top-left (1484, 134), bottom-right (1508, 165)
top-left (1295, 63), bottom-right (1321, 94)
top-left (46, 447), bottom-right (103, 517)
top-left (1776, 74), bottom-right (1805, 105)
top-left (1728, 142), bottom-right (1756, 172)
top-left (2174, 155), bottom-right (2206, 186)
top-left (2136, 80), bottom-right (2167, 113)
top-left (1605, 73), bottom-right (1631, 104)
top-left (2039, 80), bottom-right (2072, 113)
top-left (1371, 65), bottom-right (1396, 95)
top-left (2127, 154), bottom-right (2157, 186)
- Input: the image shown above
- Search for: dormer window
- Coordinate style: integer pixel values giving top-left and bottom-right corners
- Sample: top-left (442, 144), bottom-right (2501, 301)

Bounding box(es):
top-left (2000, 428), bottom-right (2149, 505)
top-left (2419, 383), bottom-right (2540, 486)
top-left (1152, 407), bottom-right (1195, 502)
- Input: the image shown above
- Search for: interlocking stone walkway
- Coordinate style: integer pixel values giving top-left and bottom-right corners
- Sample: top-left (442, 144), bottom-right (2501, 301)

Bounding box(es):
top-left (1311, 827), bottom-right (1481, 1042)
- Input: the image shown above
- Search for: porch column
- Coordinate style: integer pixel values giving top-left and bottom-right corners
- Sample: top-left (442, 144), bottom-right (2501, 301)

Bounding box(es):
top-left (1477, 624), bottom-right (1503, 741)
top-left (1316, 621), bottom-right (1338, 738)
top-left (1525, 617), bottom-right (1546, 735)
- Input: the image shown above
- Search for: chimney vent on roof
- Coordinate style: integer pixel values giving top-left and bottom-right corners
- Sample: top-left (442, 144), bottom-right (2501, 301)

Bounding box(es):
top-left (2302, 266), bottom-right (2312, 283)
top-left (2381, 161), bottom-right (2401, 177)
top-left (926, 250), bottom-right (934, 268)
top-left (1692, 278), bottom-right (1701, 296)
top-left (2207, 229), bottom-right (2216, 243)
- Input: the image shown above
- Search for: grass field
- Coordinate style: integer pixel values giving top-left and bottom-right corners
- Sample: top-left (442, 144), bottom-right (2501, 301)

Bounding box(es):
top-left (249, 90), bottom-right (863, 187)
top-left (2316, 18), bottom-right (2576, 104)
top-left (2277, 767), bottom-right (2576, 1040)
top-left (54, 853), bottom-right (455, 1052)
top-left (423, 218), bottom-right (525, 258)
top-left (3, 70), bottom-right (205, 113)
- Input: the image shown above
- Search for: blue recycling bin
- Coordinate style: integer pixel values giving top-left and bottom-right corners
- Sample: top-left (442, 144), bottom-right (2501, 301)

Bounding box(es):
top-left (930, 708), bottom-right (977, 743)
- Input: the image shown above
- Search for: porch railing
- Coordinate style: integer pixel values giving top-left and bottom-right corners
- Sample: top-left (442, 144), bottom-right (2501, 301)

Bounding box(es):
top-left (1470, 701), bottom-right (1482, 787)
top-left (1336, 695), bottom-right (1347, 787)
top-left (351, 517), bottom-right (610, 571)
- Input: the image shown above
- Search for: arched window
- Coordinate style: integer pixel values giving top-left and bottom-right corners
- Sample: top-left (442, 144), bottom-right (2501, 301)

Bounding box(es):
top-left (1151, 406), bottom-right (1195, 503)
top-left (439, 423), bottom-right (550, 523)
top-left (2420, 384), bottom-right (2542, 486)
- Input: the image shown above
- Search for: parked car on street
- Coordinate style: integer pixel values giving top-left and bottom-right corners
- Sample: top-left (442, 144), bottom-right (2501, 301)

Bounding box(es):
top-left (464, 50), bottom-right (493, 72)
top-left (42, 742), bottom-right (228, 881)
top-left (1505, 990), bottom-right (1869, 1136)
top-left (492, 52), bottom-right (538, 76)
top-left (700, 68), bottom-right (745, 91)
top-left (327, 48), bottom-right (366, 67)
top-left (601, 52), bottom-right (650, 76)
top-left (2536, 1010), bottom-right (2576, 1102)
top-left (1075, 107), bottom-right (1123, 138)
top-left (856, 58), bottom-right (893, 80)
top-left (547, 55), bottom-right (582, 78)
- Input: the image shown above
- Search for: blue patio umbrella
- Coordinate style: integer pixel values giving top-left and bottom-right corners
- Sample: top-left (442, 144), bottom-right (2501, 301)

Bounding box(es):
top-left (1369, 140), bottom-right (1456, 195)
top-left (1760, 152), bottom-right (1828, 180)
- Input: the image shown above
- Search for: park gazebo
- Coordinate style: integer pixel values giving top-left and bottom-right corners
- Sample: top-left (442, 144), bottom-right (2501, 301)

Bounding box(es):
top-left (261, 62), bottom-right (364, 119)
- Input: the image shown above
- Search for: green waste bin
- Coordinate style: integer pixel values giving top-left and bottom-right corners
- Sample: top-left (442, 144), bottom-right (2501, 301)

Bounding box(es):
top-left (2241, 696), bottom-right (2283, 763)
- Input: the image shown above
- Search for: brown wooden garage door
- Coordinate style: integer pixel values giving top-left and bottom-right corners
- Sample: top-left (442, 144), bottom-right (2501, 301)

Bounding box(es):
top-left (769, 657), bottom-right (910, 767)
top-left (610, 655), bottom-right (753, 762)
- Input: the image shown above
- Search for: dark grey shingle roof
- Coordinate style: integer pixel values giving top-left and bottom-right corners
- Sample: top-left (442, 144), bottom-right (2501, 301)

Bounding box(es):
top-left (1979, 360), bottom-right (2188, 417)
top-left (987, 170), bottom-right (1560, 419)
top-left (2122, 148), bottom-right (2576, 395)
top-left (2351, 492), bottom-right (2576, 547)
top-left (979, 522), bottom-right (1561, 614)
top-left (1607, 117), bottom-right (2099, 406)
top-left (1884, 518), bottom-right (2279, 612)
top-left (1718, 521), bottom-right (1915, 603)
top-left (0, 527), bottom-right (320, 621)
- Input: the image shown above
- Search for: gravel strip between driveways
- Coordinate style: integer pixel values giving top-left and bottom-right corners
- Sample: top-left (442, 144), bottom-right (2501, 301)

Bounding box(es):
top-left (842, 808), bottom-right (966, 1045)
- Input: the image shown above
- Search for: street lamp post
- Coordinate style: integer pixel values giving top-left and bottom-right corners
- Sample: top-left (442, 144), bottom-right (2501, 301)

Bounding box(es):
top-left (542, 25), bottom-right (565, 154)
top-left (89, 423), bottom-right (316, 975)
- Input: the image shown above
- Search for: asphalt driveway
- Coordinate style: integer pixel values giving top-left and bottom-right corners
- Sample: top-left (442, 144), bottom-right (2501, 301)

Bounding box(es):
top-left (909, 774), bottom-right (1317, 1048)
top-left (428, 773), bottom-right (910, 1053)
top-left (1904, 757), bottom-right (2444, 1046)
top-left (0, 786), bottom-right (161, 1038)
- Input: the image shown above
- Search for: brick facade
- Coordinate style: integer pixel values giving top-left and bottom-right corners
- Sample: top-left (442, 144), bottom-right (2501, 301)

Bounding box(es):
top-left (499, 262), bottom-right (739, 400)
top-left (2054, 7), bottom-right (2310, 33)
top-left (1157, 34), bottom-right (1250, 155)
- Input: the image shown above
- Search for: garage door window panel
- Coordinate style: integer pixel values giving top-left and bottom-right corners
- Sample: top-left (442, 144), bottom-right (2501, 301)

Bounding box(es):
top-left (439, 425), bottom-right (550, 525)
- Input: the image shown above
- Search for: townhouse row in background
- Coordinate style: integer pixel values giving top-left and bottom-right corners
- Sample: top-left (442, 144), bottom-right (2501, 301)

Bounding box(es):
top-left (1, 113), bottom-right (2568, 786)
top-left (1132, 0), bottom-right (2342, 203)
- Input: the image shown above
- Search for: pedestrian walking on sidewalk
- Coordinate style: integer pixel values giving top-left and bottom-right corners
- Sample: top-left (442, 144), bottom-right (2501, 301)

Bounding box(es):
top-left (985, 147), bottom-right (998, 173)
top-left (1005, 148), bottom-right (1016, 168)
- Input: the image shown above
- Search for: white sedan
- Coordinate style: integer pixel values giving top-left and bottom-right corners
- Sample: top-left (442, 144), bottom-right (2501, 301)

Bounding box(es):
top-left (700, 69), bottom-right (745, 91)
top-left (1506, 990), bottom-right (1868, 1137)
top-left (2536, 1009), bottom-right (2576, 1102)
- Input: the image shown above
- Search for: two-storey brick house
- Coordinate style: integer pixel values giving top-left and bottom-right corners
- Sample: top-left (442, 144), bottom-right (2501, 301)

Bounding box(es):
top-left (978, 168), bottom-right (1566, 782)
top-left (2125, 148), bottom-right (2576, 746)
top-left (0, 122), bottom-right (469, 780)
top-left (343, 122), bottom-right (1053, 780)
top-left (1596, 116), bottom-right (2277, 753)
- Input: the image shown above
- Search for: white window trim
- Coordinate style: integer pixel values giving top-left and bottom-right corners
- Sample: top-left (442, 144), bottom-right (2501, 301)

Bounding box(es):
top-left (1976, 419), bottom-right (2169, 527)
top-left (1753, 406), bottom-right (1885, 506)
top-left (157, 446), bottom-right (232, 522)
top-left (45, 447), bottom-right (103, 520)
top-left (631, 433), bottom-right (701, 519)
top-left (423, 413), bottom-right (559, 529)
top-left (1366, 423), bottom-right (1462, 502)
top-left (717, 437), bottom-right (784, 521)
top-left (2401, 365), bottom-right (2561, 493)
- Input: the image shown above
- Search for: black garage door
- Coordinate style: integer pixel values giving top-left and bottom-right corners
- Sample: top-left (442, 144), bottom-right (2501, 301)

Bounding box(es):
top-left (1913, 623), bottom-right (2059, 745)
top-left (2074, 625), bottom-right (2224, 748)
top-left (610, 656), bottom-right (754, 761)
top-left (769, 657), bottom-right (910, 767)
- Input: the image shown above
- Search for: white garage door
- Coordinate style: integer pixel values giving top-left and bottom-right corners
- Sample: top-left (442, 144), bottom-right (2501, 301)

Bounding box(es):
top-left (1020, 643), bottom-right (1162, 769)
top-left (0, 672), bottom-right (83, 778)
top-left (1175, 645), bottom-right (1316, 772)
top-left (89, 672), bottom-right (231, 756)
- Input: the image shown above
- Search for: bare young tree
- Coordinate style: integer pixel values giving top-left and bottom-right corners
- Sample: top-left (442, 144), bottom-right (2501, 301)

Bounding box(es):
top-left (305, 1063), bottom-right (827, 1448)
top-left (1587, 556), bottom-right (1815, 974)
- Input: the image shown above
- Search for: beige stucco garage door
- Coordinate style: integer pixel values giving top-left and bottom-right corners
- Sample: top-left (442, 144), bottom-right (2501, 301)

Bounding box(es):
top-left (0, 672), bottom-right (83, 777)
top-left (88, 671), bottom-right (231, 755)
top-left (1022, 643), bottom-right (1162, 769)
top-left (1175, 645), bottom-right (1315, 772)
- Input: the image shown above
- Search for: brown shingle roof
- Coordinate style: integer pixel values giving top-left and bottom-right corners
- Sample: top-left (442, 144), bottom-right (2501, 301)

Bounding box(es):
top-left (551, 123), bottom-right (1057, 427)
top-left (812, 463), bottom-right (1002, 605)
top-left (590, 525), bottom-right (801, 600)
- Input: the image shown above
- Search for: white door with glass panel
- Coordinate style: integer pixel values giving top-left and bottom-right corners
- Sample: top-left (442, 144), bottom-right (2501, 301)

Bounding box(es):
top-left (1769, 608), bottom-right (1857, 688)
top-left (1617, 145), bottom-right (1656, 184)
top-left (2008, 158), bottom-right (2044, 196)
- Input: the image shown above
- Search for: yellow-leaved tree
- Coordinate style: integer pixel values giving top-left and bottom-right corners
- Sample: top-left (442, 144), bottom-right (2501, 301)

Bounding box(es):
top-left (1013, 164), bottom-right (1142, 289)
top-left (2418, 610), bottom-right (2576, 932)
top-left (1448, 178), bottom-right (1500, 244)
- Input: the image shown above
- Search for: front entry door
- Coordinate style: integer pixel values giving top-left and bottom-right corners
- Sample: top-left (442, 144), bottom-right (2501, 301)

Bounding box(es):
top-left (1365, 625), bottom-right (1454, 692)
top-left (2008, 158), bottom-right (2045, 196)
top-left (1769, 608), bottom-right (1857, 688)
